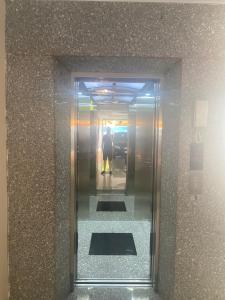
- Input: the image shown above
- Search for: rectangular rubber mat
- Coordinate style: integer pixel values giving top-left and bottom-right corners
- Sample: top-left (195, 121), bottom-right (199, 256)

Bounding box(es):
top-left (89, 233), bottom-right (137, 255)
top-left (96, 201), bottom-right (126, 212)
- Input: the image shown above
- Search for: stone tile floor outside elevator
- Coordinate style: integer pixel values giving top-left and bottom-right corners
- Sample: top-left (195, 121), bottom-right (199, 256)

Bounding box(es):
top-left (68, 286), bottom-right (161, 300)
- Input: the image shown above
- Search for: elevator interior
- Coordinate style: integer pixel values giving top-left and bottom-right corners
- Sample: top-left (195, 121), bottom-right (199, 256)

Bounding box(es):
top-left (74, 76), bottom-right (160, 284)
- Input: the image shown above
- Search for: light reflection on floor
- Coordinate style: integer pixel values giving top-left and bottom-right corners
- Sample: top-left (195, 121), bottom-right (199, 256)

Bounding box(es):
top-left (77, 195), bottom-right (151, 281)
top-left (96, 149), bottom-right (127, 190)
top-left (77, 220), bottom-right (151, 280)
top-left (67, 286), bottom-right (161, 300)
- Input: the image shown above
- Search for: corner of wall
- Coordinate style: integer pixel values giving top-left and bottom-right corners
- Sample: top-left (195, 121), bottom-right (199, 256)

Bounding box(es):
top-left (54, 59), bottom-right (74, 300)
top-left (158, 61), bottom-right (182, 300)
top-left (0, 0), bottom-right (8, 299)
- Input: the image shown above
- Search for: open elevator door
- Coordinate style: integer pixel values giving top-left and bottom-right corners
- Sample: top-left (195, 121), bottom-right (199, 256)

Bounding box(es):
top-left (96, 107), bottom-right (128, 193)
top-left (72, 75), bottom-right (161, 285)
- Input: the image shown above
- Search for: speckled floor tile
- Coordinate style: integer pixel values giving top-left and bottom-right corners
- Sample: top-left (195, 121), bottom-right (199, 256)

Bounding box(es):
top-left (88, 195), bottom-right (135, 221)
top-left (77, 219), bottom-right (151, 280)
top-left (78, 195), bottom-right (152, 221)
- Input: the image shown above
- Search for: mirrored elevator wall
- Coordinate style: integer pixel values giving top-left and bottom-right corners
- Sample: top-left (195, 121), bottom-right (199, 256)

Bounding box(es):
top-left (76, 85), bottom-right (156, 198)
top-left (133, 103), bottom-right (155, 218)
top-left (77, 107), bottom-right (91, 195)
top-left (75, 81), bottom-right (157, 282)
top-left (95, 107), bottom-right (128, 191)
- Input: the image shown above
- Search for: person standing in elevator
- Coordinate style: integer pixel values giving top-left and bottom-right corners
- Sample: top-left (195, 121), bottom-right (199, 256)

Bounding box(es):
top-left (101, 127), bottom-right (113, 175)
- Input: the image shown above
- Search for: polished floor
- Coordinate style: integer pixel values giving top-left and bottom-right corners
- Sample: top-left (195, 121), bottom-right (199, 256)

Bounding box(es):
top-left (77, 195), bottom-right (151, 280)
top-left (78, 195), bottom-right (152, 221)
top-left (96, 154), bottom-right (127, 190)
top-left (87, 195), bottom-right (135, 221)
top-left (77, 219), bottom-right (150, 280)
top-left (68, 286), bottom-right (161, 300)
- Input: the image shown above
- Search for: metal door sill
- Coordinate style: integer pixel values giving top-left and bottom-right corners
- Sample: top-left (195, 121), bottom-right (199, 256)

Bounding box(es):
top-left (75, 279), bottom-right (153, 287)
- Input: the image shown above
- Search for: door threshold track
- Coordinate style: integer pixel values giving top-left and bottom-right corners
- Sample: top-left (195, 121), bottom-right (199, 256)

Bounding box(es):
top-left (75, 279), bottom-right (153, 287)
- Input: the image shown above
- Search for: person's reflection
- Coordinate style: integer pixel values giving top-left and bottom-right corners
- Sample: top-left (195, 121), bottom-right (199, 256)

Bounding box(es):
top-left (101, 127), bottom-right (113, 175)
top-left (102, 171), bottom-right (112, 189)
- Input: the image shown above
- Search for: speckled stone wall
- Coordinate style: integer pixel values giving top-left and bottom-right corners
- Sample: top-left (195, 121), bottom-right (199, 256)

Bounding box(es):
top-left (7, 55), bottom-right (56, 299)
top-left (174, 58), bottom-right (225, 300)
top-left (158, 62), bottom-right (182, 300)
top-left (0, 1), bottom-right (8, 299)
top-left (6, 1), bottom-right (225, 300)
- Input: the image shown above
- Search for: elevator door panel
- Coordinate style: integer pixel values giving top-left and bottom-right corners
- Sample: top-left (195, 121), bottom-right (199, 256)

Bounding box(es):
top-left (90, 110), bottom-right (97, 193)
top-left (77, 110), bottom-right (91, 194)
top-left (135, 107), bottom-right (154, 197)
top-left (127, 109), bottom-right (136, 194)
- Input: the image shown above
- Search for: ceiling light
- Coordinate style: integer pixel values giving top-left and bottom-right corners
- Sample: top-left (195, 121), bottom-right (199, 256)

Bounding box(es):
top-left (139, 96), bottom-right (155, 99)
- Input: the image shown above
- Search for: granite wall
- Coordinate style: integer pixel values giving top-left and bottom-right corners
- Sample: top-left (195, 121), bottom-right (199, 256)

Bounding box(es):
top-left (0, 1), bottom-right (8, 299)
top-left (174, 58), bottom-right (225, 300)
top-left (158, 62), bottom-right (182, 299)
top-left (6, 1), bottom-right (225, 300)
top-left (7, 56), bottom-right (74, 300)
top-left (7, 55), bottom-right (57, 299)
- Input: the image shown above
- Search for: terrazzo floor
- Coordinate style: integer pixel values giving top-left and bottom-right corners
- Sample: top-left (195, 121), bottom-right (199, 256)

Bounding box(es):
top-left (88, 195), bottom-right (135, 221)
top-left (77, 195), bottom-right (151, 281)
top-left (78, 194), bottom-right (152, 221)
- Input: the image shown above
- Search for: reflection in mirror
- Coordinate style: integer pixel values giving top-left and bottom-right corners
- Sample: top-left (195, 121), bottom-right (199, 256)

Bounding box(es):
top-left (75, 77), bottom-right (160, 283)
top-left (96, 117), bottom-right (128, 191)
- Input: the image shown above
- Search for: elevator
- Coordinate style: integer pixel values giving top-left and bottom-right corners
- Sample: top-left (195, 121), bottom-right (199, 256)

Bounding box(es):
top-left (72, 75), bottom-right (161, 285)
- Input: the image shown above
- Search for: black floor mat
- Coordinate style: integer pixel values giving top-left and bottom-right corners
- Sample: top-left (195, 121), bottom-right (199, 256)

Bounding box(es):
top-left (96, 201), bottom-right (126, 212)
top-left (89, 233), bottom-right (137, 255)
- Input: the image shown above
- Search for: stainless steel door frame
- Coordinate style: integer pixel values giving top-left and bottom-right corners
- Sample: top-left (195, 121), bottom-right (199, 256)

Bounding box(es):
top-left (151, 82), bottom-right (162, 287)
top-left (90, 109), bottom-right (97, 193)
top-left (72, 73), bottom-right (162, 287)
top-left (77, 106), bottom-right (91, 194)
top-left (70, 79), bottom-right (78, 288)
top-left (134, 105), bottom-right (155, 195)
top-left (126, 108), bottom-right (136, 195)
